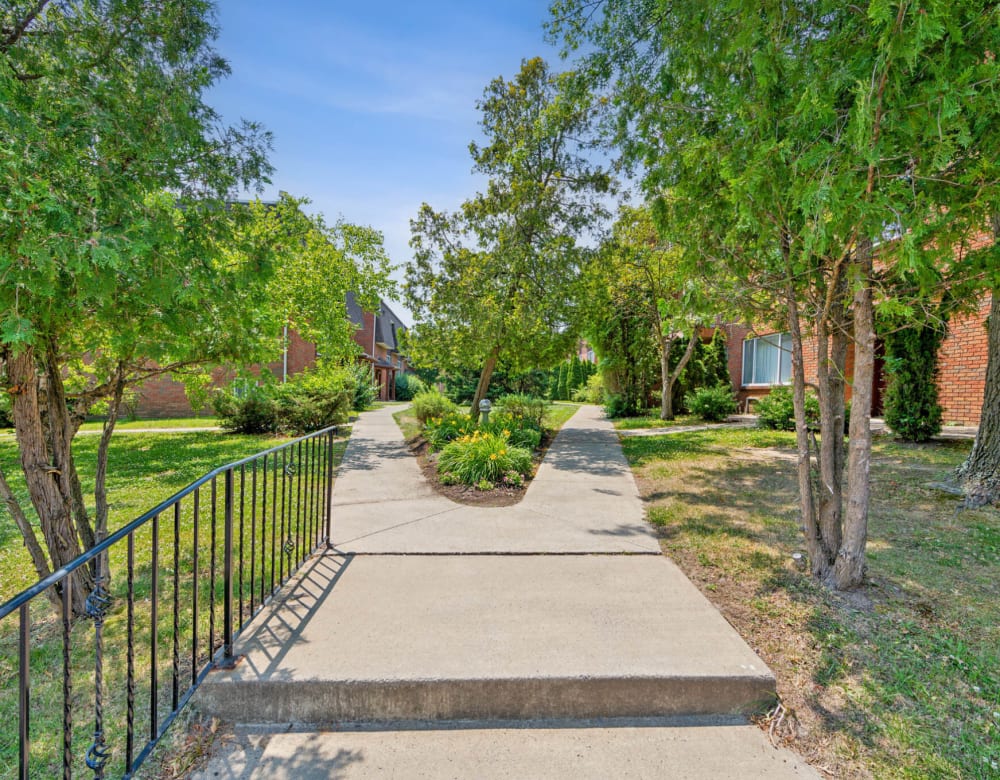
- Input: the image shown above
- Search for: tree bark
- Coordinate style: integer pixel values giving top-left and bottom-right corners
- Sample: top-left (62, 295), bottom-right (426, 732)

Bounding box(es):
top-left (94, 367), bottom-right (126, 578)
top-left (786, 283), bottom-right (828, 576)
top-left (833, 245), bottom-right (874, 589)
top-left (815, 276), bottom-right (849, 558)
top-left (661, 331), bottom-right (698, 420)
top-left (0, 463), bottom-right (52, 579)
top-left (957, 288), bottom-right (999, 505)
top-left (470, 345), bottom-right (500, 421)
top-left (8, 347), bottom-right (91, 614)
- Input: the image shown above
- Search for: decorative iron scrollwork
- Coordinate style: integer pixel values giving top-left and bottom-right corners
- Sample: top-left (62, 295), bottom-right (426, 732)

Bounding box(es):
top-left (85, 736), bottom-right (111, 772)
top-left (85, 583), bottom-right (112, 621)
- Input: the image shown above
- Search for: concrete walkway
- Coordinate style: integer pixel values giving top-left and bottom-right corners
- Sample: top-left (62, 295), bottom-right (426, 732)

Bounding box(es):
top-left (196, 405), bottom-right (818, 779)
top-left (330, 404), bottom-right (658, 553)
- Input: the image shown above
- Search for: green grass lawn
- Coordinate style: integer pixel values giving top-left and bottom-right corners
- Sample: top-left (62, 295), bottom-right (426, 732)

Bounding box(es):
top-left (623, 429), bottom-right (999, 778)
top-left (611, 411), bottom-right (705, 430)
top-left (0, 429), bottom-right (349, 779)
top-left (0, 431), bottom-right (293, 601)
top-left (78, 416), bottom-right (221, 431)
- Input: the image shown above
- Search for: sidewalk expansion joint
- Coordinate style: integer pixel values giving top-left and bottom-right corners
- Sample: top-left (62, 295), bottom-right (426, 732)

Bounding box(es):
top-left (322, 550), bottom-right (662, 557)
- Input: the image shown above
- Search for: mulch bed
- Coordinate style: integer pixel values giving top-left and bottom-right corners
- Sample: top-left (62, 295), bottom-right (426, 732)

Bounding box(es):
top-left (407, 431), bottom-right (557, 507)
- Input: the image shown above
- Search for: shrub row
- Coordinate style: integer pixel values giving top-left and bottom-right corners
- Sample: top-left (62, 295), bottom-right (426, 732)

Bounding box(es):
top-left (213, 362), bottom-right (378, 435)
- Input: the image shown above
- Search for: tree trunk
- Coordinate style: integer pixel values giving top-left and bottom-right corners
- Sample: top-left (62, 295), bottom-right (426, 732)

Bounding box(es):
top-left (957, 288), bottom-right (999, 505)
top-left (470, 345), bottom-right (500, 421)
top-left (94, 368), bottom-right (126, 579)
top-left (658, 335), bottom-right (675, 419)
top-left (8, 347), bottom-right (91, 615)
top-left (661, 331), bottom-right (698, 420)
top-left (786, 286), bottom-right (828, 576)
top-left (832, 247), bottom-right (875, 589)
top-left (815, 283), bottom-right (849, 558)
top-left (0, 464), bottom-right (52, 579)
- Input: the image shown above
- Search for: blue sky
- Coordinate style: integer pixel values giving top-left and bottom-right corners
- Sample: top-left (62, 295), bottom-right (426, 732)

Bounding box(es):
top-left (208, 1), bottom-right (563, 322)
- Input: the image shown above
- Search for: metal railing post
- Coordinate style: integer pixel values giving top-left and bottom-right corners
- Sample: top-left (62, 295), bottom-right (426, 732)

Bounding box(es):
top-left (325, 429), bottom-right (335, 547)
top-left (223, 468), bottom-right (235, 661)
top-left (19, 603), bottom-right (29, 780)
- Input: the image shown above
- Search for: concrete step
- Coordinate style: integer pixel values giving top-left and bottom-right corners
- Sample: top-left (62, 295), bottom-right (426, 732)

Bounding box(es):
top-left (194, 720), bottom-right (820, 779)
top-left (196, 553), bottom-right (775, 724)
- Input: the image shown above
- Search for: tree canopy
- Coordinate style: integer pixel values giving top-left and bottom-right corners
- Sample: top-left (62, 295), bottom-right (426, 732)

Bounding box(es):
top-left (0, 0), bottom-right (393, 613)
top-left (550, 0), bottom-right (1000, 587)
top-left (406, 57), bottom-right (612, 413)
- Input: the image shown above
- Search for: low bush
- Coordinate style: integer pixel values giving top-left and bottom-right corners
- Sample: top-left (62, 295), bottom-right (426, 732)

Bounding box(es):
top-left (395, 373), bottom-right (426, 402)
top-left (411, 390), bottom-right (458, 424)
top-left (424, 410), bottom-right (542, 451)
top-left (755, 386), bottom-right (850, 433)
top-left (347, 363), bottom-right (379, 411)
top-left (436, 431), bottom-right (533, 486)
top-left (756, 387), bottom-right (807, 431)
top-left (214, 364), bottom-right (354, 435)
top-left (685, 385), bottom-right (737, 422)
top-left (604, 393), bottom-right (641, 419)
top-left (480, 412), bottom-right (542, 450)
top-left (213, 384), bottom-right (279, 434)
top-left (274, 364), bottom-right (354, 434)
top-left (572, 373), bottom-right (605, 404)
top-left (496, 394), bottom-right (546, 428)
top-left (424, 411), bottom-right (477, 450)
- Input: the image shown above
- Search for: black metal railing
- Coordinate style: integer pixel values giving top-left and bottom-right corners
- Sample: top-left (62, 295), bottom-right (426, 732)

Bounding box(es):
top-left (0, 425), bottom-right (340, 779)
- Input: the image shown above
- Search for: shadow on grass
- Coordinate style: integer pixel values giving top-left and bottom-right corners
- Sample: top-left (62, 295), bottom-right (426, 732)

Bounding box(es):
top-left (636, 442), bottom-right (1000, 777)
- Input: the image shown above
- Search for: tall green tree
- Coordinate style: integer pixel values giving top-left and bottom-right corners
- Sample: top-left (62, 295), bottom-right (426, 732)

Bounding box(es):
top-left (0, 2), bottom-right (392, 613)
top-left (406, 57), bottom-right (612, 415)
top-left (552, 0), bottom-right (1000, 587)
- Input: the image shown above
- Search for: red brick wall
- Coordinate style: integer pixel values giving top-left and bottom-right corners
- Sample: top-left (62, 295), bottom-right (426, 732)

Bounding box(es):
top-left (937, 294), bottom-right (990, 426)
top-left (133, 329), bottom-right (317, 418)
top-left (352, 312), bottom-right (376, 356)
top-left (723, 292), bottom-right (991, 425)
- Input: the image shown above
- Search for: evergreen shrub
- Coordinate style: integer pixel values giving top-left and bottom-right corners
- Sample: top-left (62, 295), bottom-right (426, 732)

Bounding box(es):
top-left (213, 384), bottom-right (278, 434)
top-left (883, 322), bottom-right (944, 442)
top-left (685, 385), bottom-right (737, 422)
top-left (395, 372), bottom-right (426, 402)
top-left (347, 363), bottom-right (379, 411)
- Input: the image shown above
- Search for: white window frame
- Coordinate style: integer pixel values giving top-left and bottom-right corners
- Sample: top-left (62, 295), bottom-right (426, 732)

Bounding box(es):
top-left (742, 333), bottom-right (793, 387)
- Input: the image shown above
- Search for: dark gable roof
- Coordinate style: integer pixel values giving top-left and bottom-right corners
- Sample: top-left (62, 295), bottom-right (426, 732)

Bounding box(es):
top-left (346, 292), bottom-right (408, 353)
top-left (374, 299), bottom-right (407, 352)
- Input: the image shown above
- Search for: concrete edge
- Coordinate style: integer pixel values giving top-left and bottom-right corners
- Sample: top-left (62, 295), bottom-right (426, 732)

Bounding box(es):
top-left (196, 675), bottom-right (777, 724)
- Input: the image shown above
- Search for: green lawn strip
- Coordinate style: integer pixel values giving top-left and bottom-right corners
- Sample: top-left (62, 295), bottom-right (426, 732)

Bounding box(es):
top-left (622, 429), bottom-right (999, 778)
top-left (541, 401), bottom-right (580, 431)
top-left (76, 416), bottom-right (221, 431)
top-left (0, 430), bottom-right (349, 778)
top-left (612, 412), bottom-right (703, 430)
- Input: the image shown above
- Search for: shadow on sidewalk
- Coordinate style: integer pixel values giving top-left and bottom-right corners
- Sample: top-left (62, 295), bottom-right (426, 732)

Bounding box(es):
top-left (234, 553), bottom-right (354, 681)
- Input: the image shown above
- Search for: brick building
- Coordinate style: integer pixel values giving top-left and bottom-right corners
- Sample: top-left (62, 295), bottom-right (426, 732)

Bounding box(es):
top-left (722, 292), bottom-right (991, 426)
top-left (346, 293), bottom-right (409, 401)
top-left (132, 296), bottom-right (408, 416)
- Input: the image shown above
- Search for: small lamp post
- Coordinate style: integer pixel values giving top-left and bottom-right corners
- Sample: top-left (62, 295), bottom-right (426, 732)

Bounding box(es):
top-left (479, 398), bottom-right (492, 425)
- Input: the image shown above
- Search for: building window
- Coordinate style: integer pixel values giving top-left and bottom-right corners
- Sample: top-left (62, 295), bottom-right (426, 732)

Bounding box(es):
top-left (742, 333), bottom-right (792, 386)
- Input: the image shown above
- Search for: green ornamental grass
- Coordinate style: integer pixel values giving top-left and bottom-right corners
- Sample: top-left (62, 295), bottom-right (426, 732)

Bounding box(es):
top-left (437, 431), bottom-right (532, 486)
